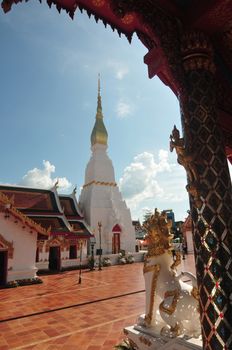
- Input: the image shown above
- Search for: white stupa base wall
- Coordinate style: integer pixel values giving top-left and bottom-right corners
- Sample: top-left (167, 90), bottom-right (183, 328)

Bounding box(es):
top-left (80, 184), bottom-right (136, 255)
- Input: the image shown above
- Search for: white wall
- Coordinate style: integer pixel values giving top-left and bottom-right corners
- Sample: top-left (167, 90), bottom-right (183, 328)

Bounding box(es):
top-left (0, 213), bottom-right (38, 281)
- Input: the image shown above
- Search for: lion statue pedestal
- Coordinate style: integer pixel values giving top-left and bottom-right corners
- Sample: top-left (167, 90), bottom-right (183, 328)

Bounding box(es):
top-left (121, 210), bottom-right (202, 350)
top-left (123, 325), bottom-right (202, 350)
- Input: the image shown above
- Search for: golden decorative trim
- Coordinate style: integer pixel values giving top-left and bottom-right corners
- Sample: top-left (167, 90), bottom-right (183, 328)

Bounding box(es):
top-left (121, 14), bottom-right (134, 25)
top-left (0, 233), bottom-right (14, 258)
top-left (170, 251), bottom-right (181, 271)
top-left (128, 338), bottom-right (139, 350)
top-left (159, 289), bottom-right (180, 316)
top-left (170, 322), bottom-right (181, 336)
top-left (83, 180), bottom-right (117, 188)
top-left (92, 0), bottom-right (105, 7)
top-left (191, 286), bottom-right (199, 301)
top-left (144, 264), bottom-right (160, 325)
top-left (0, 192), bottom-right (14, 205)
top-left (0, 191), bottom-right (49, 236)
top-left (45, 236), bottom-right (69, 252)
top-left (161, 322), bottom-right (181, 337)
top-left (139, 335), bottom-right (152, 347)
top-left (181, 31), bottom-right (216, 73)
top-left (37, 240), bottom-right (44, 253)
top-left (183, 56), bottom-right (215, 73)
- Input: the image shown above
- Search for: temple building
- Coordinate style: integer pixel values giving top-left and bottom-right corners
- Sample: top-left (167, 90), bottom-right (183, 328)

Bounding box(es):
top-left (79, 79), bottom-right (135, 255)
top-left (0, 191), bottom-right (49, 286)
top-left (0, 184), bottom-right (92, 280)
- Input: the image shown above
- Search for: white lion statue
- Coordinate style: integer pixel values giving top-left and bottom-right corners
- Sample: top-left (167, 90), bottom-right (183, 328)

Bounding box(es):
top-left (138, 209), bottom-right (201, 338)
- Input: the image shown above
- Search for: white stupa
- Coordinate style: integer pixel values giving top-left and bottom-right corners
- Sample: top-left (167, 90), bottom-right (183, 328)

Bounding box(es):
top-left (79, 77), bottom-right (135, 255)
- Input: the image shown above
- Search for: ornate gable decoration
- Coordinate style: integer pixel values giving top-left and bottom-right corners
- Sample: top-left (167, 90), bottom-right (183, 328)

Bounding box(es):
top-left (0, 234), bottom-right (14, 258)
top-left (0, 191), bottom-right (50, 236)
top-left (45, 236), bottom-right (69, 252)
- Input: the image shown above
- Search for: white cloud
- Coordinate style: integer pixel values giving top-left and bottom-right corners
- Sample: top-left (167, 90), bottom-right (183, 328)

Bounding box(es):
top-left (107, 60), bottom-right (129, 80)
top-left (19, 160), bottom-right (72, 192)
top-left (119, 150), bottom-right (189, 221)
top-left (116, 100), bottom-right (132, 118)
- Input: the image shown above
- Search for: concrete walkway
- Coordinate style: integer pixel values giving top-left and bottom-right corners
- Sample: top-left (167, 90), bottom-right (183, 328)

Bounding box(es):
top-left (0, 255), bottom-right (196, 350)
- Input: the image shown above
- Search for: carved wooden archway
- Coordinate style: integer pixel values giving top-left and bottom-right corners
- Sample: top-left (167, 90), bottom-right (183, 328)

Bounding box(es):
top-left (2, 2), bottom-right (232, 349)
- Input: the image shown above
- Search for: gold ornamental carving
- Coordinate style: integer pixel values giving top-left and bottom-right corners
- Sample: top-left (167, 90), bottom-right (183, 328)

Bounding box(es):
top-left (143, 209), bottom-right (173, 257)
top-left (45, 236), bottom-right (67, 252)
top-left (0, 233), bottom-right (14, 258)
top-left (128, 338), bottom-right (139, 350)
top-left (170, 251), bottom-right (181, 271)
top-left (37, 240), bottom-right (44, 253)
top-left (159, 289), bottom-right (180, 316)
top-left (139, 335), bottom-right (152, 347)
top-left (181, 31), bottom-right (215, 73)
top-left (123, 329), bottom-right (129, 335)
top-left (170, 126), bottom-right (202, 208)
top-left (144, 263), bottom-right (160, 325)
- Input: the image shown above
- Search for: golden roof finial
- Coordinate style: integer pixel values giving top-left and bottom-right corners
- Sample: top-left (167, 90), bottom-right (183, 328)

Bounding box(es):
top-left (91, 74), bottom-right (108, 147)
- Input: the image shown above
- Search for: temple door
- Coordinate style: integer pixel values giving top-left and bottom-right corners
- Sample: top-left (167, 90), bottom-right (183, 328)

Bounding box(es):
top-left (69, 245), bottom-right (77, 259)
top-left (112, 233), bottom-right (120, 254)
top-left (49, 246), bottom-right (61, 271)
top-left (0, 250), bottom-right (8, 286)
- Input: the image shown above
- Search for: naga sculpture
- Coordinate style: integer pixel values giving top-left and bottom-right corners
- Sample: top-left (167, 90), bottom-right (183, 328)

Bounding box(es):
top-left (138, 209), bottom-right (201, 338)
top-left (170, 125), bottom-right (202, 208)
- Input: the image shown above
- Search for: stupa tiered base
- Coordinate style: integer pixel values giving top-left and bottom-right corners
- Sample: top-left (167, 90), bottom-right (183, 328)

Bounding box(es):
top-left (124, 325), bottom-right (202, 350)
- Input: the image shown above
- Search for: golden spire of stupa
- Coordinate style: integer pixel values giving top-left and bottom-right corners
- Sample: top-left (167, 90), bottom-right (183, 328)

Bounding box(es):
top-left (96, 73), bottom-right (103, 118)
top-left (91, 74), bottom-right (108, 147)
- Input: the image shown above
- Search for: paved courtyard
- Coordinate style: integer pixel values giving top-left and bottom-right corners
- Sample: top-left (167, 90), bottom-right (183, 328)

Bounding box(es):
top-left (0, 255), bottom-right (196, 350)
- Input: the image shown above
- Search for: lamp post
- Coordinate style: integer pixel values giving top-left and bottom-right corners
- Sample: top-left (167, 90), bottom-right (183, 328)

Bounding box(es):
top-left (89, 235), bottom-right (96, 270)
top-left (98, 221), bottom-right (102, 271)
top-left (78, 239), bottom-right (83, 284)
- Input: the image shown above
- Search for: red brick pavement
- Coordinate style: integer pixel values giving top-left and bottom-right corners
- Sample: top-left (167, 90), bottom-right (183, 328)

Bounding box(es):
top-left (0, 255), bottom-right (196, 350)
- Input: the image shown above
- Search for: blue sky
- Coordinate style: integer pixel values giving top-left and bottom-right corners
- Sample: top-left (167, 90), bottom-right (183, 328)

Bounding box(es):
top-left (0, 2), bottom-right (191, 221)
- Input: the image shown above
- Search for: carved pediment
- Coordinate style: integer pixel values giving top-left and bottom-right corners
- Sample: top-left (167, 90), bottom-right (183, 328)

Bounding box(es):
top-left (0, 233), bottom-right (14, 258)
top-left (45, 236), bottom-right (69, 252)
